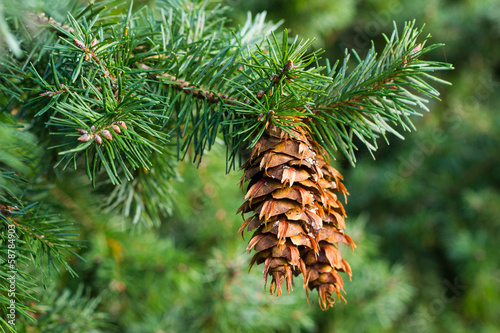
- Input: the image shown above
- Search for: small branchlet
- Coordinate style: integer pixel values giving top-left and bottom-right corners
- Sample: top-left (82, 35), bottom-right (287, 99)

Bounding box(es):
top-left (40, 85), bottom-right (68, 97)
top-left (258, 59), bottom-right (298, 104)
top-left (76, 121), bottom-right (127, 144)
top-left (73, 38), bottom-right (116, 89)
top-left (135, 63), bottom-right (237, 105)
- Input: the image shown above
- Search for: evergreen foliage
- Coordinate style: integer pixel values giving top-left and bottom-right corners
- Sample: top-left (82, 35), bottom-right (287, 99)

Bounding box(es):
top-left (232, 0), bottom-right (500, 332)
top-left (0, 0), bottom-right (483, 332)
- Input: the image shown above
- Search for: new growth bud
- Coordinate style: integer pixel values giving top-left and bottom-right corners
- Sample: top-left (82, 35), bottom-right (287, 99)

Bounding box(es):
top-left (411, 44), bottom-right (422, 56)
top-left (111, 124), bottom-right (121, 133)
top-left (74, 39), bottom-right (86, 49)
top-left (78, 134), bottom-right (92, 142)
top-left (101, 130), bottom-right (113, 140)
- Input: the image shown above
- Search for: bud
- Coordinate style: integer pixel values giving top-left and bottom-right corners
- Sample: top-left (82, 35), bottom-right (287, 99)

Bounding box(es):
top-left (411, 44), bottom-right (422, 56)
top-left (257, 90), bottom-right (265, 99)
top-left (111, 124), bottom-right (121, 133)
top-left (403, 44), bottom-right (423, 67)
top-left (267, 110), bottom-right (275, 116)
top-left (101, 130), bottom-right (113, 140)
top-left (74, 39), bottom-right (86, 49)
top-left (78, 134), bottom-right (92, 142)
top-left (95, 134), bottom-right (102, 145)
top-left (85, 54), bottom-right (90, 61)
top-left (117, 121), bottom-right (127, 129)
top-left (0, 205), bottom-right (19, 215)
top-left (76, 128), bottom-right (88, 134)
top-left (91, 38), bottom-right (97, 50)
top-left (90, 125), bottom-right (96, 131)
top-left (284, 60), bottom-right (294, 71)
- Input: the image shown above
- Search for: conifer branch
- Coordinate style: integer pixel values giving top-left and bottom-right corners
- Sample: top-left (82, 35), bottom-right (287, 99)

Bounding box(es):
top-left (22, 7), bottom-right (450, 183)
top-left (0, 0), bottom-right (458, 323)
top-left (22, 286), bottom-right (110, 331)
top-left (305, 22), bottom-right (453, 164)
top-left (135, 63), bottom-right (240, 105)
top-left (31, 11), bottom-right (258, 107)
top-left (0, 122), bottom-right (81, 327)
top-left (26, 7), bottom-right (276, 181)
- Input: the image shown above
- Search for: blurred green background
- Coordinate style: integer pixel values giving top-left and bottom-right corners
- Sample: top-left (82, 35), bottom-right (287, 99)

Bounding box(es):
top-left (8, 0), bottom-right (500, 332)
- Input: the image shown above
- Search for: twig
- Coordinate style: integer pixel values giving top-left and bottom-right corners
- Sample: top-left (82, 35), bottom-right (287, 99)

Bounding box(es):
top-left (135, 63), bottom-right (238, 105)
top-left (32, 13), bottom-right (73, 33)
top-left (33, 13), bottom-right (242, 106)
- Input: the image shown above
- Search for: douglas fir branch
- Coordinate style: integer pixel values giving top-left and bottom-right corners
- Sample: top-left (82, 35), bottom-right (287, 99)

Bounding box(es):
top-left (0, 0), bottom-right (452, 321)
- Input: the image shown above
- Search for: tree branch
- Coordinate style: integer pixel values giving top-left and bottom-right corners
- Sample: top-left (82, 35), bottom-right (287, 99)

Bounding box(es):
top-left (33, 12), bottom-right (245, 106)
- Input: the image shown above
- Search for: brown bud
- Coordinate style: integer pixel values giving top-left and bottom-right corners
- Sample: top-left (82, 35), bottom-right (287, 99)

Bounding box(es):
top-left (74, 39), bottom-right (86, 49)
top-left (78, 134), bottom-right (92, 142)
top-left (76, 128), bottom-right (88, 134)
top-left (268, 110), bottom-right (275, 116)
top-left (91, 38), bottom-right (97, 49)
top-left (258, 113), bottom-right (264, 121)
top-left (257, 90), bottom-right (265, 99)
top-left (101, 130), bottom-right (113, 140)
top-left (95, 134), bottom-right (102, 145)
top-left (90, 125), bottom-right (96, 131)
top-left (0, 205), bottom-right (19, 215)
top-left (284, 60), bottom-right (294, 71)
top-left (117, 121), bottom-right (127, 129)
top-left (411, 44), bottom-right (422, 56)
top-left (84, 54), bottom-right (89, 61)
top-left (111, 124), bottom-right (121, 133)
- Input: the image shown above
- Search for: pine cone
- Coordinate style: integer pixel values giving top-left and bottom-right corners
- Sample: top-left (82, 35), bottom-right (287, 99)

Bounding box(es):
top-left (238, 123), bottom-right (355, 309)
